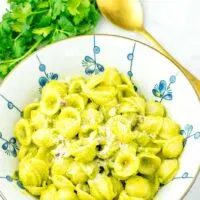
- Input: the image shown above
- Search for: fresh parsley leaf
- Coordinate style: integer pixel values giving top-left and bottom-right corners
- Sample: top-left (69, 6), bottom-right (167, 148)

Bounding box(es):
top-left (51, 0), bottom-right (67, 20)
top-left (11, 2), bottom-right (32, 23)
top-left (37, 15), bottom-right (52, 27)
top-left (13, 38), bottom-right (26, 58)
top-left (58, 16), bottom-right (77, 36)
top-left (67, 0), bottom-right (81, 15)
top-left (51, 31), bottom-right (68, 42)
top-left (0, 0), bottom-right (100, 78)
top-left (32, 26), bottom-right (54, 37)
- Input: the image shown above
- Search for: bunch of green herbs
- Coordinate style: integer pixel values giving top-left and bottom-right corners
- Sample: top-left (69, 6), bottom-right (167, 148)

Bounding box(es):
top-left (0, 0), bottom-right (100, 78)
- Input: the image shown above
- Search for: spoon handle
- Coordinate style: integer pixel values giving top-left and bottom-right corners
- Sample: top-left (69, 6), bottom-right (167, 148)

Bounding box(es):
top-left (141, 29), bottom-right (200, 98)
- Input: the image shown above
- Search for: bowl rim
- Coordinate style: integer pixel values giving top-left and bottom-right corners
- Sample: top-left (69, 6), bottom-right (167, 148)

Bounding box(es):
top-left (0, 34), bottom-right (199, 200)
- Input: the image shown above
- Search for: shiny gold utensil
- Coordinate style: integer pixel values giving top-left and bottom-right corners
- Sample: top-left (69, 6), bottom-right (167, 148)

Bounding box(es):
top-left (97, 0), bottom-right (200, 97)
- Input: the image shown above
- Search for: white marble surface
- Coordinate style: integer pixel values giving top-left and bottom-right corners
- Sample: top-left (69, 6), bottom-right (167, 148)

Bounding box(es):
top-left (0, 0), bottom-right (200, 199)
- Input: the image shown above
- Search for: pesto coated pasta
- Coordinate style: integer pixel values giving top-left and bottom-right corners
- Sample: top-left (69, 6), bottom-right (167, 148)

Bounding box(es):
top-left (14, 68), bottom-right (184, 200)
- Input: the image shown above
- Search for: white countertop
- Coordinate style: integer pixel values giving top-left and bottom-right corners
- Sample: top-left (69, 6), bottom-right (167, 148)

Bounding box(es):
top-left (0, 0), bottom-right (200, 199)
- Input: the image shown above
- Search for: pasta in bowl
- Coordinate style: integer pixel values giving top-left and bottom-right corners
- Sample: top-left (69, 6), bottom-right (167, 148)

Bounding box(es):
top-left (14, 69), bottom-right (184, 200)
top-left (0, 35), bottom-right (199, 200)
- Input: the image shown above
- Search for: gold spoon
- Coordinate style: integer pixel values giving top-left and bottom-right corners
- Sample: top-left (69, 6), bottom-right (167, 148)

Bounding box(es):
top-left (97, 0), bottom-right (200, 97)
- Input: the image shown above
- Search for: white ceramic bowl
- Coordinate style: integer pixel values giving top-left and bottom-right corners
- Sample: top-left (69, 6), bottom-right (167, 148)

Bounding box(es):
top-left (0, 35), bottom-right (199, 200)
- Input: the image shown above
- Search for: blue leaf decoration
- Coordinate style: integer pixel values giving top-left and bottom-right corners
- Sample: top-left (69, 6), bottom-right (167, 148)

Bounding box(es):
top-left (180, 130), bottom-right (185, 135)
top-left (152, 88), bottom-right (161, 97)
top-left (85, 67), bottom-right (95, 75)
top-left (158, 80), bottom-right (167, 96)
top-left (51, 73), bottom-right (58, 80)
top-left (39, 77), bottom-right (48, 87)
top-left (9, 137), bottom-right (17, 144)
top-left (12, 148), bottom-right (17, 157)
top-left (17, 181), bottom-right (24, 189)
top-left (97, 63), bottom-right (104, 72)
top-left (85, 56), bottom-right (94, 63)
top-left (162, 92), bottom-right (173, 100)
top-left (185, 124), bottom-right (193, 135)
top-left (2, 142), bottom-right (8, 150)
top-left (48, 73), bottom-right (58, 80)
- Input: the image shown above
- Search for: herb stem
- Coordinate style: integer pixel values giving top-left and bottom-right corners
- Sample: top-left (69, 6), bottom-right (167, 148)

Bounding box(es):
top-left (29, 9), bottom-right (49, 16)
top-left (0, 38), bottom-right (43, 71)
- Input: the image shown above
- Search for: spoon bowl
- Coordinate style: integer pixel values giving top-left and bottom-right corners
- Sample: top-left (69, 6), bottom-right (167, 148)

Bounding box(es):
top-left (97, 0), bottom-right (144, 31)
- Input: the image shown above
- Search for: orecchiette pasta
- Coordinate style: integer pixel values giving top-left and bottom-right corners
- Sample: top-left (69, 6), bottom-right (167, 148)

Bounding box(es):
top-left (14, 68), bottom-right (184, 200)
top-left (14, 119), bottom-right (32, 146)
top-left (125, 176), bottom-right (152, 199)
top-left (138, 153), bottom-right (161, 175)
top-left (55, 188), bottom-right (78, 200)
top-left (162, 135), bottom-right (184, 158)
top-left (158, 159), bottom-right (179, 184)
top-left (30, 110), bottom-right (48, 130)
top-left (40, 185), bottom-right (57, 200)
top-left (76, 184), bottom-right (95, 200)
top-left (119, 190), bottom-right (145, 200)
top-left (145, 100), bottom-right (166, 117)
top-left (40, 90), bottom-right (61, 116)
top-left (51, 175), bottom-right (75, 190)
top-left (113, 151), bottom-right (139, 180)
top-left (89, 174), bottom-right (116, 200)
top-left (23, 102), bottom-right (40, 119)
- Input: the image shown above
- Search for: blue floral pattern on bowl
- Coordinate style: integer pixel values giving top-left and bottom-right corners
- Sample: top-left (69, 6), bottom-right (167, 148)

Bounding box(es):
top-left (0, 132), bottom-right (18, 157)
top-left (36, 55), bottom-right (58, 88)
top-left (152, 74), bottom-right (178, 102)
top-left (127, 42), bottom-right (136, 78)
top-left (0, 94), bottom-right (22, 116)
top-left (181, 124), bottom-right (200, 146)
top-left (82, 35), bottom-right (104, 75)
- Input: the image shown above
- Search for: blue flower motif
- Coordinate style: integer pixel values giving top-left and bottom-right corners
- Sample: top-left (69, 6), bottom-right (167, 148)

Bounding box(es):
top-left (0, 94), bottom-right (23, 116)
top-left (36, 55), bottom-right (59, 88)
top-left (180, 124), bottom-right (200, 146)
top-left (127, 43), bottom-right (136, 78)
top-left (0, 132), bottom-right (19, 157)
top-left (152, 74), bottom-right (178, 102)
top-left (82, 36), bottom-right (104, 75)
